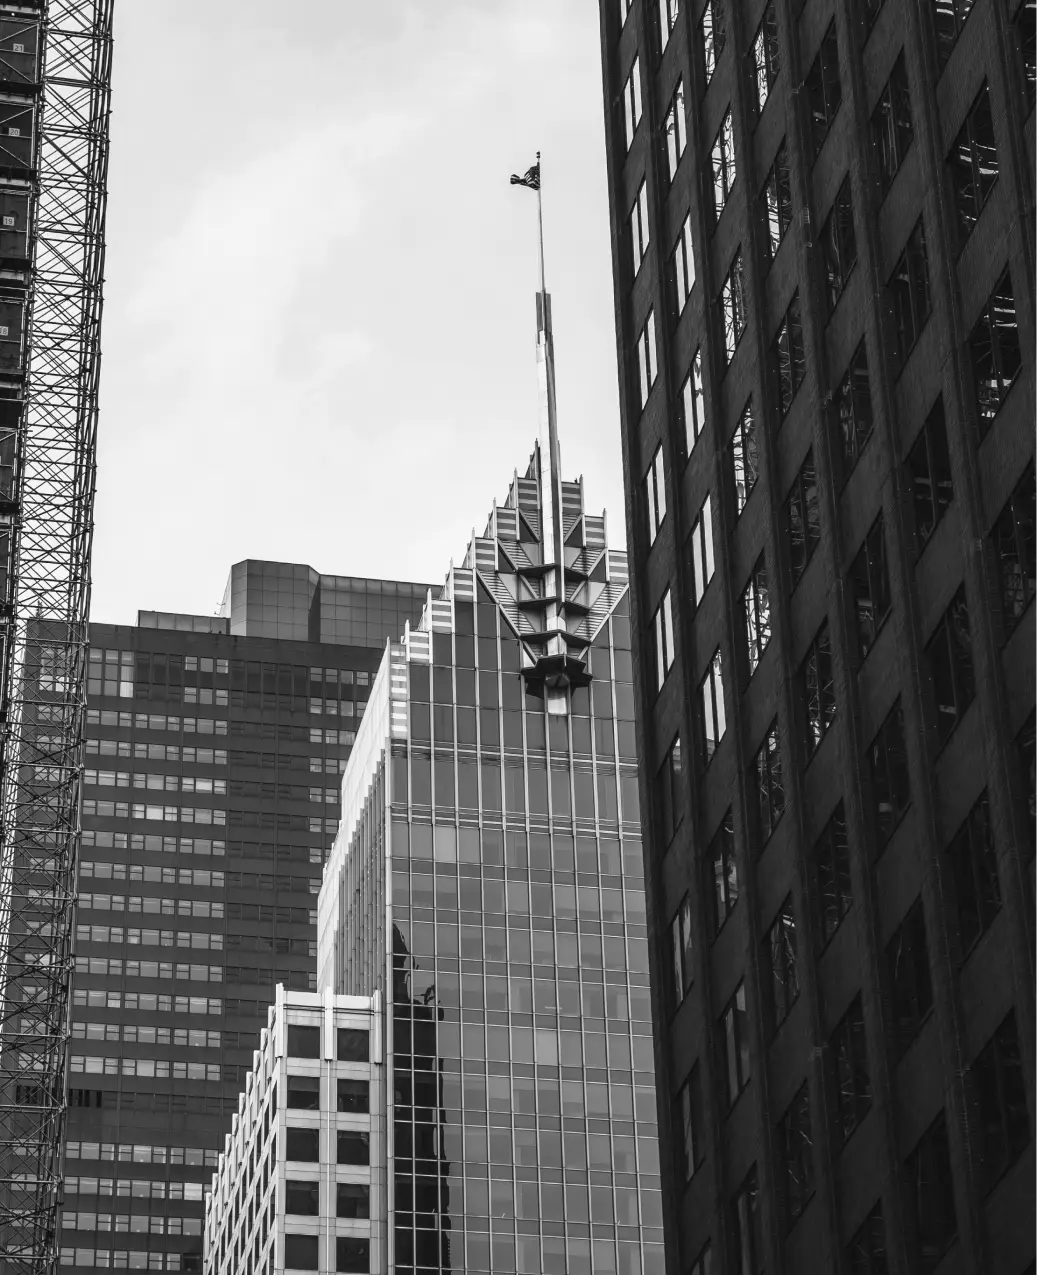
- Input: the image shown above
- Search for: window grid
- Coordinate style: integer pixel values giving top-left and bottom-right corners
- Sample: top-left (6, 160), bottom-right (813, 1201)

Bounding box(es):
top-left (730, 398), bottom-right (759, 517)
top-left (742, 555), bottom-right (771, 677)
top-left (666, 80), bottom-right (687, 181)
top-left (751, 4), bottom-right (780, 116)
top-left (681, 349), bottom-right (706, 457)
top-left (762, 140), bottom-right (793, 261)
top-left (711, 109), bottom-right (736, 223)
top-left (699, 648), bottom-right (727, 762)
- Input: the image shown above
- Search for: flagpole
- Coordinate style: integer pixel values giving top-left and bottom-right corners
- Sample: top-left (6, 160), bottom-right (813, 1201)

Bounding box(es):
top-left (536, 150), bottom-right (546, 298)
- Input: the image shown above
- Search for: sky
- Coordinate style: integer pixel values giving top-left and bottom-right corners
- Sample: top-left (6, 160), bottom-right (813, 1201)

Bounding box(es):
top-left (91, 0), bottom-right (625, 625)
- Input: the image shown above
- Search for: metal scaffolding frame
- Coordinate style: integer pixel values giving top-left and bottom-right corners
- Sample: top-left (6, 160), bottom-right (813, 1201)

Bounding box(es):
top-left (0, 0), bottom-right (112, 1267)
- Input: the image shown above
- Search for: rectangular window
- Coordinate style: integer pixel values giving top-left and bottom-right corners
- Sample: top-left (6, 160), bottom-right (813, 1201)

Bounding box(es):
top-left (774, 290), bottom-right (805, 415)
top-left (903, 1112), bottom-right (957, 1271)
top-left (832, 995), bottom-right (870, 1143)
top-left (700, 648), bottom-right (727, 760)
top-left (970, 268), bottom-right (1021, 430)
top-left (658, 0), bottom-right (680, 49)
top-left (766, 896), bottom-right (799, 1028)
top-left (886, 897), bottom-right (932, 1052)
top-left (871, 54), bottom-right (913, 193)
top-left (636, 309), bottom-right (659, 410)
top-left (710, 810), bottom-right (738, 934)
top-left (947, 789), bottom-right (1000, 954)
top-left (672, 213), bottom-right (696, 314)
top-left (730, 397), bottom-right (759, 515)
top-left (846, 1201), bottom-right (887, 1275)
top-left (657, 734), bottom-right (684, 844)
top-left (670, 893), bottom-right (694, 1008)
top-left (731, 1166), bottom-right (762, 1273)
top-left (645, 445), bottom-right (668, 546)
top-left (651, 588), bottom-right (676, 691)
top-left (701, 0), bottom-right (726, 84)
top-left (924, 584), bottom-right (975, 745)
top-left (666, 79), bottom-right (687, 180)
top-left (688, 494), bottom-right (716, 607)
top-left (870, 698), bottom-right (909, 842)
top-left (721, 249), bottom-right (746, 364)
top-left (742, 555), bottom-right (771, 676)
top-left (888, 218), bottom-right (930, 372)
top-left (947, 82), bottom-right (997, 248)
top-left (851, 512), bottom-right (890, 660)
top-left (971, 1011), bottom-right (1029, 1194)
top-left (751, 3), bottom-right (780, 115)
top-left (786, 449), bottom-right (820, 587)
top-left (908, 398), bottom-right (952, 547)
top-left (805, 22), bottom-right (841, 158)
top-left (762, 140), bottom-right (793, 260)
top-left (676, 1063), bottom-right (703, 1182)
top-left (623, 56), bottom-right (643, 150)
top-left (681, 349), bottom-right (706, 456)
top-left (1015, 0), bottom-right (1036, 107)
top-left (834, 340), bottom-right (873, 480)
top-left (721, 983), bottom-right (750, 1106)
top-left (754, 719), bottom-right (784, 840)
top-left (991, 462), bottom-right (1035, 634)
top-left (711, 109), bottom-right (737, 222)
top-left (934, 0), bottom-right (975, 68)
top-left (821, 178), bottom-right (857, 312)
top-left (630, 180), bottom-right (650, 276)
top-left (778, 1083), bottom-right (813, 1227)
top-left (801, 620), bottom-right (835, 754)
top-left (814, 802), bottom-right (851, 946)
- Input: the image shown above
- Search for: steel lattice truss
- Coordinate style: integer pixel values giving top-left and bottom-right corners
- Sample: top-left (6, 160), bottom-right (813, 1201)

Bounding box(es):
top-left (0, 1), bottom-right (112, 1268)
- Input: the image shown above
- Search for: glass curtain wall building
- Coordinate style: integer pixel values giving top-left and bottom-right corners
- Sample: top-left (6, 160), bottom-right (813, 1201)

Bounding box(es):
top-left (598, 1), bottom-right (1034, 1274)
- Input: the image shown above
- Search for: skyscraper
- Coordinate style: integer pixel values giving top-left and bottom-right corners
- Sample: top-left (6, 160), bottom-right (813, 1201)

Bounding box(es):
top-left (60, 563), bottom-right (429, 1274)
top-left (598, 1), bottom-right (1034, 1272)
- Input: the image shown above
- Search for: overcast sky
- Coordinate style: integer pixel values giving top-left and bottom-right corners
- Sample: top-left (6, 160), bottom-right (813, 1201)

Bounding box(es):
top-left (91, 1), bottom-right (624, 625)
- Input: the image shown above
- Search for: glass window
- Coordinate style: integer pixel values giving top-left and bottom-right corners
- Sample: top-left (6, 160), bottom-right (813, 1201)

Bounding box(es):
top-left (832, 995), bottom-right (870, 1143)
top-left (730, 397), bottom-right (759, 516)
top-left (947, 82), bottom-right (997, 248)
top-left (786, 449), bottom-right (820, 588)
top-left (688, 494), bottom-right (716, 607)
top-left (753, 720), bottom-right (784, 840)
top-left (666, 79), bottom-right (687, 180)
top-left (742, 555), bottom-right (771, 676)
top-left (970, 1011), bottom-right (1029, 1194)
top-left (761, 139), bottom-right (793, 261)
top-left (721, 249), bottom-right (746, 365)
top-left (731, 1165), bottom-right (762, 1272)
top-left (672, 212), bottom-right (696, 314)
top-left (658, 0), bottom-right (681, 50)
top-left (657, 734), bottom-right (684, 844)
top-left (721, 983), bottom-right (750, 1106)
top-left (851, 512), bottom-right (890, 659)
top-left (778, 1082), bottom-right (813, 1227)
top-left (821, 178), bottom-right (857, 313)
top-left (710, 810), bottom-right (738, 934)
top-left (766, 896), bottom-right (799, 1028)
top-left (991, 461), bottom-right (1035, 635)
top-left (636, 308), bottom-right (659, 410)
top-left (814, 802), bottom-right (852, 946)
top-left (888, 218), bottom-right (930, 373)
top-left (871, 54), bottom-right (913, 193)
top-left (337, 1130), bottom-right (371, 1166)
top-left (286, 1024), bottom-right (320, 1059)
top-left (676, 1062), bottom-right (703, 1183)
top-left (751, 3), bottom-right (780, 116)
top-left (337, 1078), bottom-right (370, 1114)
top-left (846, 1200), bottom-right (887, 1275)
top-left (630, 180), bottom-right (650, 276)
top-left (645, 445), bottom-right (668, 546)
top-left (701, 0), bottom-right (726, 84)
top-left (336, 1238), bottom-right (371, 1274)
top-left (773, 290), bottom-right (805, 416)
top-left (924, 584), bottom-right (974, 745)
top-left (933, 0), bottom-right (976, 68)
top-left (1015, 0), bottom-right (1036, 107)
top-left (285, 1180), bottom-right (319, 1215)
top-left (801, 620), bottom-right (835, 753)
top-left (805, 22), bottom-right (841, 158)
top-left (284, 1234), bottom-right (319, 1272)
top-left (700, 647), bottom-right (727, 760)
top-left (711, 109), bottom-right (737, 223)
top-left (869, 698), bottom-right (909, 842)
top-left (681, 349), bottom-right (706, 456)
top-left (622, 56), bottom-right (643, 150)
top-left (970, 267), bottom-right (1021, 431)
top-left (908, 398), bottom-right (952, 546)
top-left (651, 588), bottom-right (676, 691)
top-left (886, 897), bottom-right (932, 1052)
top-left (903, 1112), bottom-right (957, 1271)
top-left (946, 790), bottom-right (1000, 954)
top-left (286, 1074), bottom-right (320, 1110)
top-left (337, 1182), bottom-right (371, 1219)
top-left (670, 893), bottom-right (694, 1007)
top-left (338, 1028), bottom-right (369, 1061)
top-left (285, 1127), bottom-right (319, 1163)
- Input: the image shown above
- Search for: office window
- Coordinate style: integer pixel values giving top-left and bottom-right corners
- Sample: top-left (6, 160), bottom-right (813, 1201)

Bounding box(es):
top-left (1016, 0), bottom-right (1036, 106)
top-left (629, 180), bottom-right (650, 276)
top-left (971, 1011), bottom-right (1029, 1194)
top-left (710, 809), bottom-right (738, 935)
top-left (337, 1130), bottom-right (370, 1166)
top-left (645, 445), bottom-right (668, 547)
top-left (284, 1236), bottom-right (319, 1271)
top-left (636, 308), bottom-right (659, 410)
top-left (337, 1079), bottom-right (369, 1113)
top-left (887, 897), bottom-right (932, 1052)
top-left (658, 0), bottom-right (680, 49)
top-left (851, 513), bottom-right (890, 659)
top-left (774, 291), bottom-right (805, 415)
top-left (888, 219), bottom-right (930, 372)
top-left (908, 398), bottom-right (953, 547)
top-left (821, 178), bottom-right (857, 313)
top-left (730, 1166), bottom-right (762, 1273)
top-left (934, 0), bottom-right (975, 67)
top-left (742, 555), bottom-right (771, 675)
top-left (778, 1083), bottom-right (813, 1227)
top-left (658, 733), bottom-right (684, 844)
top-left (970, 268), bottom-right (1021, 429)
top-left (805, 22), bottom-right (841, 158)
top-left (721, 983), bottom-right (750, 1106)
top-left (286, 1074), bottom-right (320, 1110)
top-left (947, 82), bottom-right (997, 248)
top-left (762, 139), bottom-right (793, 260)
top-left (903, 1112), bottom-right (957, 1272)
top-left (670, 893), bottom-right (694, 1008)
top-left (832, 995), bottom-right (870, 1143)
top-left (847, 1201), bottom-right (888, 1275)
top-left (337, 1183), bottom-right (371, 1219)
top-left (870, 699), bottom-right (909, 843)
top-left (753, 719), bottom-right (784, 840)
top-left (287, 1024), bottom-right (320, 1058)
top-left (835, 341), bottom-right (873, 480)
top-left (681, 349), bottom-right (706, 455)
top-left (688, 494), bottom-right (716, 606)
top-left (338, 1028), bottom-right (369, 1061)
top-left (666, 79), bottom-right (688, 180)
top-left (721, 249), bottom-right (746, 364)
top-left (991, 462), bottom-right (1035, 633)
top-left (286, 1180), bottom-right (320, 1215)
top-left (801, 621), bottom-right (835, 754)
top-left (701, 0), bottom-right (726, 84)
top-left (766, 897), bottom-right (799, 1028)
top-left (622, 56), bottom-right (643, 150)
top-left (673, 213), bottom-right (696, 314)
top-left (871, 55), bottom-right (913, 193)
top-left (814, 802), bottom-right (851, 946)
top-left (947, 790), bottom-right (1000, 954)
top-left (925, 585), bottom-right (974, 745)
top-left (651, 588), bottom-right (676, 691)
top-left (751, 3), bottom-right (780, 115)
top-left (730, 397), bottom-right (759, 516)
top-left (286, 1127), bottom-right (320, 1162)
top-left (786, 449), bottom-right (820, 587)
top-left (336, 1239), bottom-right (369, 1274)
top-left (700, 648), bottom-right (727, 761)
top-left (676, 1063), bottom-right (703, 1182)
top-left (711, 109), bottom-right (737, 222)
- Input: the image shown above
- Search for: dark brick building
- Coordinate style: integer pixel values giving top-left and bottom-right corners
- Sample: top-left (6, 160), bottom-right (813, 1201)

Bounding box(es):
top-left (597, 0), bottom-right (1034, 1272)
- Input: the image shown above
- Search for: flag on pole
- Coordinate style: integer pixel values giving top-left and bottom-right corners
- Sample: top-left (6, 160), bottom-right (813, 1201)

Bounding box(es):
top-left (510, 160), bottom-right (540, 190)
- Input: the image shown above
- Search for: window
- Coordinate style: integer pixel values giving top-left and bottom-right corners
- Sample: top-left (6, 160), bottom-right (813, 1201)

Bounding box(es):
top-left (730, 1166), bottom-right (762, 1273)
top-left (821, 179), bottom-right (857, 312)
top-left (666, 79), bottom-right (687, 180)
top-left (721, 983), bottom-right (750, 1106)
top-left (688, 494), bottom-right (716, 606)
top-left (778, 1083), bottom-right (813, 1227)
top-left (285, 1179), bottom-right (320, 1215)
top-left (720, 250), bottom-right (746, 364)
top-left (336, 1238), bottom-right (370, 1274)
top-left (908, 398), bottom-right (952, 547)
top-left (337, 1182), bottom-right (371, 1219)
top-left (1016, 0), bottom-right (1036, 107)
top-left (869, 699), bottom-right (909, 842)
top-left (701, 0), bottom-right (726, 84)
top-left (834, 341), bottom-right (873, 480)
top-left (814, 803), bottom-right (851, 946)
top-left (700, 648), bottom-right (727, 760)
top-left (805, 23), bottom-right (841, 158)
top-left (886, 897), bottom-right (932, 1052)
top-left (284, 1235), bottom-right (319, 1272)
top-left (670, 894), bottom-right (694, 1008)
top-left (925, 585), bottom-right (974, 745)
top-left (933, 0), bottom-right (975, 67)
top-left (658, 734), bottom-right (684, 844)
top-left (658, 0), bottom-right (680, 49)
top-left (888, 219), bottom-right (930, 372)
top-left (681, 349), bottom-right (706, 455)
top-left (651, 588), bottom-right (676, 690)
top-left (751, 4), bottom-right (780, 115)
top-left (711, 109), bottom-right (737, 222)
top-left (801, 621), bottom-right (835, 754)
top-left (710, 810), bottom-right (738, 934)
top-left (645, 445), bottom-right (668, 546)
top-left (672, 213), bottom-right (696, 314)
top-left (337, 1078), bottom-right (370, 1113)
top-left (846, 1201), bottom-right (888, 1275)
top-left (286, 1074), bottom-right (320, 1109)
top-left (871, 55), bottom-right (912, 192)
top-left (903, 1112), bottom-right (956, 1272)
top-left (753, 719), bottom-right (784, 840)
top-left (766, 896), bottom-right (799, 1027)
top-left (774, 291), bottom-right (805, 415)
top-left (337, 1129), bottom-right (370, 1165)
top-left (991, 462), bottom-right (1035, 633)
top-left (970, 268), bottom-right (1021, 430)
top-left (285, 1127), bottom-right (320, 1162)
top-left (690, 1243), bottom-right (713, 1275)
top-left (947, 790), bottom-right (1000, 954)
top-left (622, 57), bottom-right (643, 150)
top-left (832, 996), bottom-right (870, 1143)
top-left (287, 1024), bottom-right (320, 1058)
top-left (630, 180), bottom-right (650, 276)
top-left (971, 1011), bottom-right (1029, 1194)
top-left (742, 555), bottom-right (771, 675)
top-left (676, 1063), bottom-right (703, 1182)
top-left (761, 140), bottom-right (793, 260)
top-left (636, 309), bottom-right (659, 410)
top-left (851, 513), bottom-right (890, 659)
top-left (1018, 710), bottom-right (1035, 843)
top-left (786, 450), bottom-right (820, 587)
top-left (947, 83), bottom-right (997, 248)
top-left (730, 398), bottom-right (759, 516)
top-left (338, 1027), bottom-right (369, 1061)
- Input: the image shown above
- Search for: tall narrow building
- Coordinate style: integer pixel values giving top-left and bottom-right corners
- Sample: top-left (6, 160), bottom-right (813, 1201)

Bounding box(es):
top-left (598, 2), bottom-right (1034, 1273)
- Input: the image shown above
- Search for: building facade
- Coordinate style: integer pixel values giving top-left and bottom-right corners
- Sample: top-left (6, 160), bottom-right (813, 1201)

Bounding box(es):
top-left (60, 563), bottom-right (429, 1273)
top-left (598, 1), bottom-right (1034, 1273)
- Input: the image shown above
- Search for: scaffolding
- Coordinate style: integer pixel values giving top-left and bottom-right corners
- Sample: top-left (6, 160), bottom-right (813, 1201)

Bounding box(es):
top-left (0, 1), bottom-right (112, 1268)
